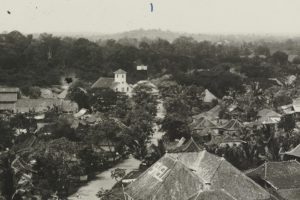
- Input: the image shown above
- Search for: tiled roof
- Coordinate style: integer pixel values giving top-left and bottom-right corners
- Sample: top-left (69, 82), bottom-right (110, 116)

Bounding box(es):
top-left (257, 109), bottom-right (281, 118)
top-left (285, 144), bottom-right (300, 158)
top-left (168, 137), bottom-right (203, 153)
top-left (125, 154), bottom-right (204, 200)
top-left (203, 89), bottom-right (218, 103)
top-left (193, 105), bottom-right (221, 121)
top-left (114, 69), bottom-right (127, 74)
top-left (277, 188), bottom-right (300, 200)
top-left (126, 151), bottom-right (271, 200)
top-left (187, 189), bottom-right (236, 200)
top-left (16, 99), bottom-right (78, 113)
top-left (221, 119), bottom-right (244, 131)
top-left (246, 160), bottom-right (300, 190)
top-left (190, 117), bottom-right (218, 130)
top-left (192, 127), bottom-right (216, 137)
top-left (91, 77), bottom-right (115, 88)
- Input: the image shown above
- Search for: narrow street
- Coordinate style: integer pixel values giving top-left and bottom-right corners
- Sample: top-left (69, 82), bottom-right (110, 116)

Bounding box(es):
top-left (68, 156), bottom-right (141, 200)
top-left (151, 98), bottom-right (166, 145)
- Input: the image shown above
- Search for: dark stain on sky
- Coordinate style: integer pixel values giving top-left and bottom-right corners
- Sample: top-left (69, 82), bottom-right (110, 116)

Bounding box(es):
top-left (150, 3), bottom-right (153, 12)
top-left (7, 10), bottom-right (11, 15)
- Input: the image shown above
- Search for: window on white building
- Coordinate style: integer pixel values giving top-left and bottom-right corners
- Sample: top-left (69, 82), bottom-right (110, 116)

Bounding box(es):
top-left (122, 75), bottom-right (124, 78)
top-left (127, 87), bottom-right (129, 92)
top-left (121, 87), bottom-right (124, 92)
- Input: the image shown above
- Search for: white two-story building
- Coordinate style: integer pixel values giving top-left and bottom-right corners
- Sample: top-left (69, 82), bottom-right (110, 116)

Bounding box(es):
top-left (92, 69), bottom-right (133, 95)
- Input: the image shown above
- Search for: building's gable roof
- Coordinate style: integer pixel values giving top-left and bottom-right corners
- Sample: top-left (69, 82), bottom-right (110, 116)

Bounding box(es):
top-left (192, 105), bottom-right (221, 121)
top-left (125, 154), bottom-right (204, 200)
top-left (246, 161), bottom-right (300, 190)
top-left (285, 144), bottom-right (300, 158)
top-left (187, 189), bottom-right (236, 200)
top-left (168, 137), bottom-right (203, 153)
top-left (221, 119), bottom-right (244, 131)
top-left (114, 69), bottom-right (127, 74)
top-left (190, 117), bottom-right (218, 130)
top-left (257, 109), bottom-right (281, 118)
top-left (91, 77), bottom-right (115, 88)
top-left (203, 89), bottom-right (218, 103)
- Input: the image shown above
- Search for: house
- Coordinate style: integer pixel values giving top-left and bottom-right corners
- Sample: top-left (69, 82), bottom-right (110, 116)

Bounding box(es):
top-left (125, 151), bottom-right (271, 200)
top-left (92, 69), bottom-right (133, 95)
top-left (246, 160), bottom-right (300, 200)
top-left (256, 109), bottom-right (281, 127)
top-left (220, 119), bottom-right (244, 136)
top-left (0, 87), bottom-right (19, 112)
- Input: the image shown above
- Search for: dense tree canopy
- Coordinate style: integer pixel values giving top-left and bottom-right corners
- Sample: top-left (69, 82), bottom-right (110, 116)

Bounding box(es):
top-left (1, 31), bottom-right (296, 99)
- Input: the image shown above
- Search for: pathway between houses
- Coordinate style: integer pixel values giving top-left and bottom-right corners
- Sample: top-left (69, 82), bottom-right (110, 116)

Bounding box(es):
top-left (68, 156), bottom-right (141, 200)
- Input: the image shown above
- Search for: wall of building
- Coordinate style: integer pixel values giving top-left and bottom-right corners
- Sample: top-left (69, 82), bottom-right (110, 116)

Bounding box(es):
top-left (0, 93), bottom-right (17, 102)
top-left (0, 102), bottom-right (16, 112)
top-left (115, 73), bottom-right (126, 83)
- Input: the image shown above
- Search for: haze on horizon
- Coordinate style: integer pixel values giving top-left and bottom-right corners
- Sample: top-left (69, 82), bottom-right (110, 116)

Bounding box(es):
top-left (1, 0), bottom-right (300, 36)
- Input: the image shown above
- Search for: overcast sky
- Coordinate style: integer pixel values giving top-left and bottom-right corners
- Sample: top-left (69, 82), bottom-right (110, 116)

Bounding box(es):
top-left (1, 0), bottom-right (300, 35)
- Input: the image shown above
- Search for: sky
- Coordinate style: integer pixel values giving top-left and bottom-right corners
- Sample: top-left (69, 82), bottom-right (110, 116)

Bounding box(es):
top-left (1, 0), bottom-right (300, 35)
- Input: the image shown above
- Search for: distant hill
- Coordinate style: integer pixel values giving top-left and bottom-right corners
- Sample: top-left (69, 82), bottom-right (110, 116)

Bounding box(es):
top-left (51, 29), bottom-right (300, 43)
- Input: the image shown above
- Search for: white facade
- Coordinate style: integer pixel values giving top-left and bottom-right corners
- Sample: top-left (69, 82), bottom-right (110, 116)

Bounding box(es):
top-left (113, 70), bottom-right (132, 95)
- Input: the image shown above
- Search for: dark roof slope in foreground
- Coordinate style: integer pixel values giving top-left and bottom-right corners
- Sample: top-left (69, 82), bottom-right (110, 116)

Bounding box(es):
top-left (246, 160), bottom-right (300, 190)
top-left (277, 188), bottom-right (300, 200)
top-left (125, 154), bottom-right (204, 200)
top-left (187, 189), bottom-right (235, 200)
top-left (125, 151), bottom-right (271, 200)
